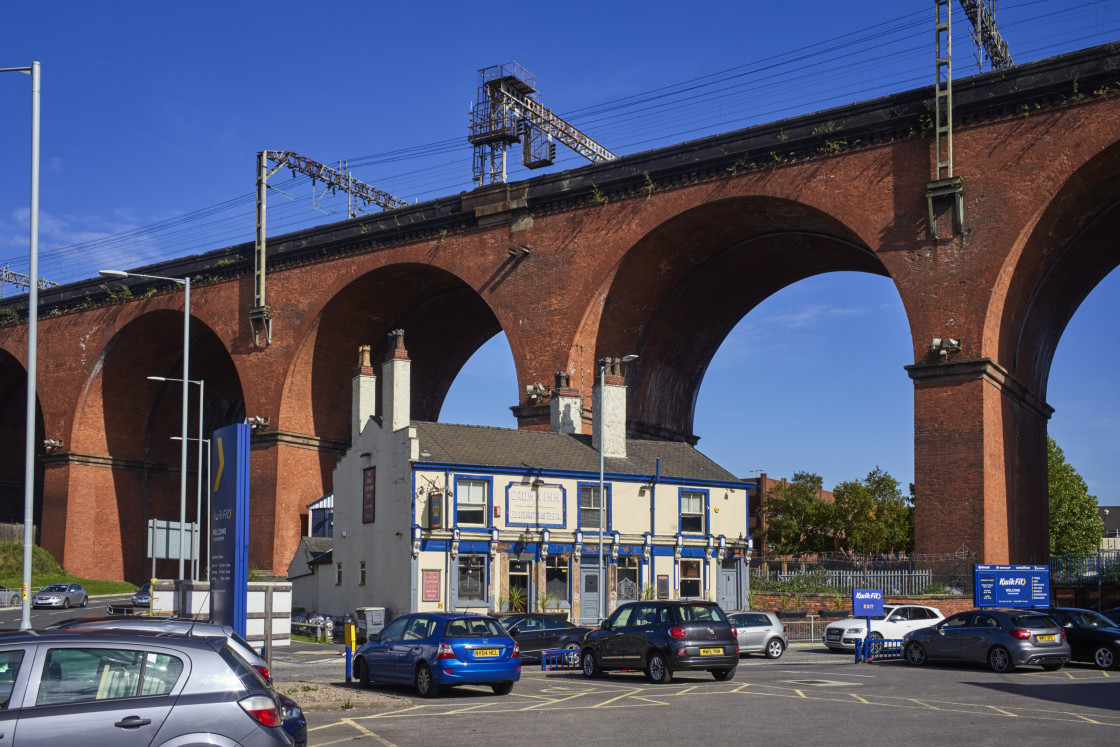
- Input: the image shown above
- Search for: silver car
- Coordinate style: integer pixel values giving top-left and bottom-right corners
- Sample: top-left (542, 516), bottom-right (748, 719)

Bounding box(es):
top-left (131, 583), bottom-right (152, 608)
top-left (903, 608), bottom-right (1070, 673)
top-left (0, 628), bottom-right (291, 745)
top-left (31, 583), bottom-right (88, 609)
top-left (727, 611), bottom-right (787, 658)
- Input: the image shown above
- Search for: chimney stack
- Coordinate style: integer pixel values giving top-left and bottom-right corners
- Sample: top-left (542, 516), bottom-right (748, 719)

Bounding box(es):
top-left (382, 329), bottom-right (411, 432)
top-left (592, 358), bottom-right (628, 458)
top-left (549, 372), bottom-right (582, 434)
top-left (351, 345), bottom-right (376, 442)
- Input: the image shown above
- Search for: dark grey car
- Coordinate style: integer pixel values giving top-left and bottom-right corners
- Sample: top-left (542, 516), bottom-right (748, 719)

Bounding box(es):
top-left (0, 628), bottom-right (291, 745)
top-left (903, 609), bottom-right (1070, 673)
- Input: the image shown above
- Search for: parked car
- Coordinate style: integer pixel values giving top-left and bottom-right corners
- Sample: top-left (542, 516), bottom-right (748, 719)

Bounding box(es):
top-left (46, 615), bottom-right (305, 746)
top-left (0, 584), bottom-right (20, 607)
top-left (131, 582), bottom-right (152, 608)
top-left (727, 610), bottom-right (787, 658)
top-left (31, 582), bottom-right (88, 609)
top-left (822, 604), bottom-right (944, 651)
top-left (902, 608), bottom-right (1070, 672)
top-left (580, 600), bottom-right (738, 684)
top-left (1101, 608), bottom-right (1120, 628)
top-left (1030, 606), bottom-right (1120, 670)
top-left (0, 628), bottom-right (290, 745)
top-left (355, 612), bottom-right (520, 698)
top-left (497, 613), bottom-right (592, 660)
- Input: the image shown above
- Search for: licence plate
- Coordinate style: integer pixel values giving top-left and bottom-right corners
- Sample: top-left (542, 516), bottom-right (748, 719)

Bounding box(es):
top-left (699, 647), bottom-right (723, 656)
top-left (473, 649), bottom-right (499, 658)
top-left (1036, 634), bottom-right (1056, 642)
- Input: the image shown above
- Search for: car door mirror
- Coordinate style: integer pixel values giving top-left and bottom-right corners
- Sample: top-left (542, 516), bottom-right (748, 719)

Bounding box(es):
top-left (600, 619), bottom-right (611, 630)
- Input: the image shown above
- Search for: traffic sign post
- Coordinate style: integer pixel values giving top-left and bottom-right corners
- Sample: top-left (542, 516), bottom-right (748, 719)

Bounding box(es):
top-left (852, 589), bottom-right (883, 662)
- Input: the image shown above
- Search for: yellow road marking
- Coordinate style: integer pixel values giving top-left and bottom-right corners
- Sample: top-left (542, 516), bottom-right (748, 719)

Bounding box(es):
top-left (851, 694), bottom-right (870, 704)
top-left (521, 692), bottom-right (589, 710)
top-left (793, 689), bottom-right (806, 698)
top-left (671, 686), bottom-right (697, 697)
top-left (311, 718), bottom-right (398, 747)
top-left (987, 705), bottom-right (1018, 717)
top-left (592, 687), bottom-right (645, 708)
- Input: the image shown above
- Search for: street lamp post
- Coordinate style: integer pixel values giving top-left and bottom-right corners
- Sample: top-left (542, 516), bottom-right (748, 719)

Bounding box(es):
top-left (101, 269), bottom-right (191, 579)
top-left (598, 354), bottom-right (638, 623)
top-left (2, 60), bottom-right (41, 631)
top-left (156, 376), bottom-right (204, 580)
top-left (172, 435), bottom-right (209, 581)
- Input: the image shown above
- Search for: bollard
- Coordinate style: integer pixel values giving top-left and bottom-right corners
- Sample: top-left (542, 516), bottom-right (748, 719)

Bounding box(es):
top-left (345, 623), bottom-right (355, 683)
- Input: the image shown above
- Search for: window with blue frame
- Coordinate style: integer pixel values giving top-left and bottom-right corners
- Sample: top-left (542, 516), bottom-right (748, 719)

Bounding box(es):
top-left (681, 491), bottom-right (705, 533)
top-left (458, 554), bottom-right (487, 602)
top-left (457, 479), bottom-right (487, 526)
top-left (680, 559), bottom-right (702, 598)
top-left (579, 486), bottom-right (604, 530)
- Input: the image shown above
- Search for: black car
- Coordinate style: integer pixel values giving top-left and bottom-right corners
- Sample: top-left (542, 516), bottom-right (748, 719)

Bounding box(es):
top-left (1032, 606), bottom-right (1120, 670)
top-left (497, 613), bottom-right (592, 660)
top-left (580, 600), bottom-right (738, 683)
top-left (1101, 608), bottom-right (1120, 628)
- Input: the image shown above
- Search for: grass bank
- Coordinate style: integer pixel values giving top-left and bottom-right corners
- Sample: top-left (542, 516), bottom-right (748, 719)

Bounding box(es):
top-left (0, 542), bottom-right (136, 595)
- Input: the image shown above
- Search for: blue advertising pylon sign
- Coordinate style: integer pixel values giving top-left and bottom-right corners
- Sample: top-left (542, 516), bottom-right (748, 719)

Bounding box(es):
top-left (210, 423), bottom-right (250, 637)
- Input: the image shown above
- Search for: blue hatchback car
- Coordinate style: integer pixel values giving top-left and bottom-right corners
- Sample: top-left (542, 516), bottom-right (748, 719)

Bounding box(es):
top-left (354, 612), bottom-right (520, 697)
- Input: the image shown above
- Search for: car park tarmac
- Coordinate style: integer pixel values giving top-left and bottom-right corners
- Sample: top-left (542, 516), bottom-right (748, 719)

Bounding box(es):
top-left (277, 641), bottom-right (1120, 746)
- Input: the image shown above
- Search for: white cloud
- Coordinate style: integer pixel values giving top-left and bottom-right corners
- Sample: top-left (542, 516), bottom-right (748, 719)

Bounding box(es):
top-left (762, 303), bottom-right (866, 329)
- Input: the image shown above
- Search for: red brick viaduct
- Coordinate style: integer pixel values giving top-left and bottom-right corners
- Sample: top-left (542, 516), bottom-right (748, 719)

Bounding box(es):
top-left (1, 45), bottom-right (1118, 581)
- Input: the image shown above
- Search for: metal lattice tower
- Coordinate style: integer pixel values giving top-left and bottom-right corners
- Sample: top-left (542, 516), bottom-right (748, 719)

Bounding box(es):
top-left (252, 150), bottom-right (408, 347)
top-left (468, 63), bottom-right (616, 187)
top-left (927, 0), bottom-right (965, 237)
top-left (1, 263), bottom-right (57, 298)
top-left (959, 0), bottom-right (1013, 72)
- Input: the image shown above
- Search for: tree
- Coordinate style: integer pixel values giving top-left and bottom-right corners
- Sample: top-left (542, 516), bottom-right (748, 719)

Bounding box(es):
top-left (1048, 436), bottom-right (1103, 555)
top-left (832, 468), bottom-right (914, 555)
top-left (762, 472), bottom-right (833, 554)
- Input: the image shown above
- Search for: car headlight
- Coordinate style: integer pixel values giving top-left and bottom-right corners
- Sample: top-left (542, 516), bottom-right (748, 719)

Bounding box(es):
top-left (846, 628), bottom-right (863, 634)
top-left (282, 703), bottom-right (302, 720)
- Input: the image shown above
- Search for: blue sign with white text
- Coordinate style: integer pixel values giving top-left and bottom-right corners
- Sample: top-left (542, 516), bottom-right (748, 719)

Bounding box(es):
top-left (973, 565), bottom-right (1050, 607)
top-left (209, 423), bottom-right (250, 637)
top-left (852, 588), bottom-right (884, 617)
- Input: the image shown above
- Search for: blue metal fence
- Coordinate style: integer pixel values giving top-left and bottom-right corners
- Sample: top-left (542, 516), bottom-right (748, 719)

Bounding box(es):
top-left (540, 648), bottom-right (582, 671)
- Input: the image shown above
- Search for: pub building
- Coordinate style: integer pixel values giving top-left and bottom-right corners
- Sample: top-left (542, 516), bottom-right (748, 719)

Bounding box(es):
top-left (291, 333), bottom-right (753, 624)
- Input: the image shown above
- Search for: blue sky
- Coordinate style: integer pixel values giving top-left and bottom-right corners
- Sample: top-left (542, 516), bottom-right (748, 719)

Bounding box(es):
top-left (2, 2), bottom-right (1118, 502)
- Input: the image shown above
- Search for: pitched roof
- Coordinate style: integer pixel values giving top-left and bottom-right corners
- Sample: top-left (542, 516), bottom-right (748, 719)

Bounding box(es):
top-left (412, 421), bottom-right (739, 483)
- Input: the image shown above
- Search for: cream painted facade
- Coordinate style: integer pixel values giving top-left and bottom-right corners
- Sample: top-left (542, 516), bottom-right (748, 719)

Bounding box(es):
top-left (290, 339), bottom-right (753, 624)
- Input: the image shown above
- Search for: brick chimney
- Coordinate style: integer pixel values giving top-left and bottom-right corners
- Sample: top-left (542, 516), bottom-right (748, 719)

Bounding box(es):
top-left (351, 345), bottom-right (376, 442)
top-left (549, 372), bottom-right (582, 434)
top-left (382, 329), bottom-right (411, 432)
top-left (592, 358), bottom-right (628, 458)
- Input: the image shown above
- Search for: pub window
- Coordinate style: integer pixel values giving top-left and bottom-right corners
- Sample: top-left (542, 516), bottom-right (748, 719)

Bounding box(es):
top-left (617, 556), bottom-right (639, 601)
top-left (545, 556), bottom-right (570, 604)
top-left (457, 480), bottom-right (487, 526)
top-left (359, 561), bottom-right (366, 586)
top-left (579, 486), bottom-right (604, 530)
top-left (680, 559), bottom-right (701, 598)
top-left (458, 554), bottom-right (487, 602)
top-left (335, 562), bottom-right (343, 586)
top-left (680, 491), bottom-right (705, 534)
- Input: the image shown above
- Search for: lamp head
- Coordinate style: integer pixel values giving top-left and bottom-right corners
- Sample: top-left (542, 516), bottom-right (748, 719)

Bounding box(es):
top-left (99, 270), bottom-right (128, 278)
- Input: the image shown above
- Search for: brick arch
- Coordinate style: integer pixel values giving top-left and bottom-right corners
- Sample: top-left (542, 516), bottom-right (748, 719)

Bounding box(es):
top-left (0, 346), bottom-right (44, 528)
top-left (280, 262), bottom-right (503, 447)
top-left (589, 196), bottom-right (887, 442)
top-left (62, 310), bottom-right (243, 581)
top-left (989, 139), bottom-right (1120, 397)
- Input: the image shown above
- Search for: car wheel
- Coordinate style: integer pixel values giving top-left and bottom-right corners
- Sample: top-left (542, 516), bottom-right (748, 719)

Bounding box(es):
top-left (988, 646), bottom-right (1015, 673)
top-left (357, 658), bottom-right (370, 688)
top-left (564, 642), bottom-right (581, 666)
top-left (904, 642), bottom-right (927, 666)
top-left (491, 681), bottom-right (514, 695)
top-left (765, 638), bottom-right (785, 659)
top-left (868, 632), bottom-right (884, 639)
top-left (1041, 662), bottom-right (1064, 672)
top-left (646, 652), bottom-right (672, 684)
top-left (1093, 646), bottom-right (1117, 670)
top-left (80, 596), bottom-right (87, 608)
top-left (581, 650), bottom-right (601, 678)
top-left (415, 663), bottom-right (440, 698)
top-left (63, 598), bottom-right (70, 609)
top-left (711, 668), bottom-right (735, 682)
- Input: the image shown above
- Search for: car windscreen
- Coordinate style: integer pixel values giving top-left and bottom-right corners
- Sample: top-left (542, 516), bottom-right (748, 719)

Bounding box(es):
top-left (675, 604), bottom-right (728, 623)
top-left (444, 618), bottom-right (507, 638)
top-left (1011, 615), bottom-right (1055, 629)
top-left (41, 584), bottom-right (67, 592)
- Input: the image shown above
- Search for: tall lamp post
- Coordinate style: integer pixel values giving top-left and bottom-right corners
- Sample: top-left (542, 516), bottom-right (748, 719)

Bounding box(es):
top-left (2, 60), bottom-right (41, 631)
top-left (100, 269), bottom-right (191, 579)
top-left (156, 376), bottom-right (204, 579)
top-left (598, 353), bottom-right (638, 623)
top-left (172, 435), bottom-right (210, 581)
